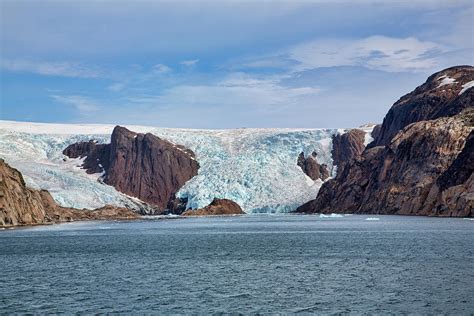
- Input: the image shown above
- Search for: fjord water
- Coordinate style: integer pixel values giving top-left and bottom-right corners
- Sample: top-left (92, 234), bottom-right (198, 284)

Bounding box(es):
top-left (1, 215), bottom-right (473, 314)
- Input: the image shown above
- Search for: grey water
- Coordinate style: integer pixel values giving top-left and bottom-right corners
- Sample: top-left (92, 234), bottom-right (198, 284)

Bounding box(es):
top-left (1, 215), bottom-right (473, 314)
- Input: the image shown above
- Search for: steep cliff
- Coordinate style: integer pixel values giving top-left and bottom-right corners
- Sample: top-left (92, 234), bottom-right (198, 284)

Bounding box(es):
top-left (63, 126), bottom-right (200, 210)
top-left (331, 129), bottom-right (366, 169)
top-left (0, 159), bottom-right (137, 227)
top-left (297, 66), bottom-right (474, 217)
top-left (369, 65), bottom-right (473, 147)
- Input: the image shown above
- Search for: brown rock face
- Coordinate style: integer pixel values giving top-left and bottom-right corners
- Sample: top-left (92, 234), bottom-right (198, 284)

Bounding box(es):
top-left (369, 65), bottom-right (474, 148)
top-left (331, 129), bottom-right (366, 169)
top-left (297, 151), bottom-right (329, 181)
top-left (0, 159), bottom-right (138, 227)
top-left (63, 126), bottom-right (200, 210)
top-left (297, 66), bottom-right (474, 217)
top-left (182, 198), bottom-right (244, 216)
top-left (297, 110), bottom-right (473, 217)
top-left (0, 158), bottom-right (52, 226)
top-left (437, 130), bottom-right (474, 191)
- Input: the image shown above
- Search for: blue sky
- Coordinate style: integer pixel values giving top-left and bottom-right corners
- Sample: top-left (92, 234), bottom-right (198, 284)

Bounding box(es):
top-left (1, 0), bottom-right (473, 128)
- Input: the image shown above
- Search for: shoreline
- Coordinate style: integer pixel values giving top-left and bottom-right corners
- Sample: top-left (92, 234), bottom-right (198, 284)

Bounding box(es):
top-left (2, 212), bottom-right (471, 230)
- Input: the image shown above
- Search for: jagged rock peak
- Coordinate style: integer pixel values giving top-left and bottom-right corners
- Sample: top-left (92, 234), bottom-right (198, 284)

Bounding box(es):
top-left (63, 125), bottom-right (200, 211)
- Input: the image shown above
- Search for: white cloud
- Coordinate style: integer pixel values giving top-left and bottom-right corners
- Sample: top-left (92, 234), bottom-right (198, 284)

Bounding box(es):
top-left (51, 95), bottom-right (100, 112)
top-left (289, 36), bottom-right (443, 72)
top-left (180, 59), bottom-right (199, 67)
top-left (152, 63), bottom-right (171, 74)
top-left (1, 59), bottom-right (101, 78)
top-left (127, 72), bottom-right (320, 113)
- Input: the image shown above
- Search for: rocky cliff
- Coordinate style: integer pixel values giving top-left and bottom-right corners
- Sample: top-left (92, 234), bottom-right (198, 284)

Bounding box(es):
top-left (331, 129), bottom-right (366, 169)
top-left (369, 65), bottom-right (473, 147)
top-left (0, 159), bottom-right (137, 227)
top-left (297, 151), bottom-right (329, 181)
top-left (182, 198), bottom-right (244, 216)
top-left (63, 126), bottom-right (200, 210)
top-left (297, 66), bottom-right (474, 217)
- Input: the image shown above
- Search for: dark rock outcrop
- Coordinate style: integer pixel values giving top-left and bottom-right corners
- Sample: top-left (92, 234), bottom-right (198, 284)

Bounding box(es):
top-left (369, 65), bottom-right (474, 147)
top-left (297, 151), bottom-right (329, 181)
top-left (437, 130), bottom-right (474, 191)
top-left (370, 124), bottom-right (382, 142)
top-left (331, 129), bottom-right (366, 169)
top-left (182, 198), bottom-right (244, 216)
top-left (166, 195), bottom-right (189, 215)
top-left (63, 126), bottom-right (200, 211)
top-left (0, 159), bottom-right (138, 227)
top-left (297, 66), bottom-right (474, 217)
top-left (63, 140), bottom-right (110, 174)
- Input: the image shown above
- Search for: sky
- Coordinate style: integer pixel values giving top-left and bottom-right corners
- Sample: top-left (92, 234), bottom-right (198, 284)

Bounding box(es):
top-left (0, 0), bottom-right (473, 129)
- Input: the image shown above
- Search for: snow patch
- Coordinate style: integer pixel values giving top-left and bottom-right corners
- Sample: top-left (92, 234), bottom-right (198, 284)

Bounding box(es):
top-left (437, 75), bottom-right (456, 88)
top-left (359, 124), bottom-right (375, 146)
top-left (459, 80), bottom-right (474, 95)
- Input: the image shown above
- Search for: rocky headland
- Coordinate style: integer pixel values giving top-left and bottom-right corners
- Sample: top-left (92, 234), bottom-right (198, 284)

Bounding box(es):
top-left (0, 159), bottom-right (138, 227)
top-left (297, 65), bottom-right (473, 217)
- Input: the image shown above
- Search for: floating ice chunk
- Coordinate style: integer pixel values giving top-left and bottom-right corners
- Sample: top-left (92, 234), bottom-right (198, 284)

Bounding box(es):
top-left (366, 217), bottom-right (380, 221)
top-left (320, 213), bottom-right (343, 218)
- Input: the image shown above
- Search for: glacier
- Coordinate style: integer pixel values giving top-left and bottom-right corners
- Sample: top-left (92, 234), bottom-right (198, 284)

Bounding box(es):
top-left (0, 120), bottom-right (371, 213)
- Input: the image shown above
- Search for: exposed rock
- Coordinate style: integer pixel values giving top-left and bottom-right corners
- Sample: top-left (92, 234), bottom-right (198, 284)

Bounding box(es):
top-left (166, 194), bottom-right (189, 215)
top-left (369, 65), bottom-right (474, 148)
top-left (297, 66), bottom-right (474, 217)
top-left (0, 159), bottom-right (138, 227)
top-left (297, 110), bottom-right (473, 217)
top-left (63, 126), bottom-right (200, 210)
top-left (63, 140), bottom-right (109, 174)
top-left (437, 130), bottom-right (474, 190)
top-left (297, 151), bottom-right (329, 181)
top-left (331, 129), bottom-right (366, 169)
top-left (370, 124), bottom-right (382, 141)
top-left (182, 198), bottom-right (244, 216)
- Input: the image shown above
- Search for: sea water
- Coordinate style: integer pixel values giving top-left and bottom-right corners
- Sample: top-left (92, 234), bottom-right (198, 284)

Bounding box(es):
top-left (0, 215), bottom-right (473, 314)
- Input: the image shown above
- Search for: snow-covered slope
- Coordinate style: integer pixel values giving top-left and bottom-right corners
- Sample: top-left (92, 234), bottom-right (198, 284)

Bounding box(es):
top-left (0, 120), bottom-right (353, 213)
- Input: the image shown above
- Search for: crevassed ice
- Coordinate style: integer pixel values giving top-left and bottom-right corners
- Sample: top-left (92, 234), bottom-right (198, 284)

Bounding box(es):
top-left (0, 121), bottom-right (343, 213)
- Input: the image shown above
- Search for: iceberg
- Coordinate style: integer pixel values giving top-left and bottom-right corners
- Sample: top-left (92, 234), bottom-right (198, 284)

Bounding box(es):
top-left (366, 217), bottom-right (380, 221)
top-left (319, 213), bottom-right (344, 218)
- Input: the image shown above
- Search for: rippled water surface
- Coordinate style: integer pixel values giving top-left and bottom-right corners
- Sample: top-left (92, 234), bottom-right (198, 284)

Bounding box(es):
top-left (1, 215), bottom-right (473, 314)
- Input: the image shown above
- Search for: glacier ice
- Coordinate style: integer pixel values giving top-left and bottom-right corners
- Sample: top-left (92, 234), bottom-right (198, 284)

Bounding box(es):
top-left (0, 120), bottom-right (349, 213)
